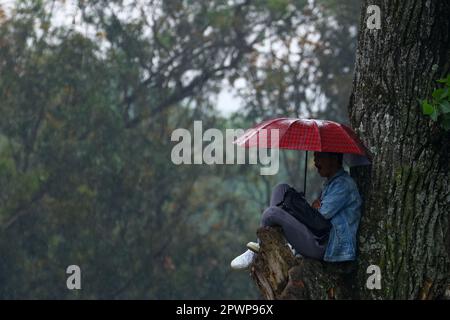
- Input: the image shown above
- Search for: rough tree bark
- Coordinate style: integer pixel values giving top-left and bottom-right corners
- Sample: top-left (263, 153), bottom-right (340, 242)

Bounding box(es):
top-left (251, 0), bottom-right (450, 299)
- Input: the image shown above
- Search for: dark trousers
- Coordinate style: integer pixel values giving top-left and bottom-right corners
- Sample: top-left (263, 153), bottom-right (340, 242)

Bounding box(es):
top-left (260, 183), bottom-right (327, 260)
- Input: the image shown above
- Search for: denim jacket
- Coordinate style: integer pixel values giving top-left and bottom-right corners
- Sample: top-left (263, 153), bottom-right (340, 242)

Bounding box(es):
top-left (319, 169), bottom-right (362, 262)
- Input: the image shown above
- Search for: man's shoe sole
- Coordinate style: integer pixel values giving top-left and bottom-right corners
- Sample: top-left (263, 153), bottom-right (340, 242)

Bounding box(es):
top-left (246, 242), bottom-right (260, 253)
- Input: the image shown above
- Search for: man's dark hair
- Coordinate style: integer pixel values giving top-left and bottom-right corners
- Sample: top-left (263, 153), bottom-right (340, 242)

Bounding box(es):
top-left (318, 152), bottom-right (343, 166)
top-left (332, 152), bottom-right (343, 166)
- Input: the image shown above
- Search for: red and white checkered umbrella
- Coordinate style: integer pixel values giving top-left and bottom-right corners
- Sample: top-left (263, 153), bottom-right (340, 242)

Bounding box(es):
top-left (234, 118), bottom-right (371, 193)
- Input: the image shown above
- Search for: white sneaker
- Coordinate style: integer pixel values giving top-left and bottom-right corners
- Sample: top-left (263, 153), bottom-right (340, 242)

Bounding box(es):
top-left (287, 243), bottom-right (302, 258)
top-left (287, 243), bottom-right (296, 255)
top-left (246, 242), bottom-right (260, 253)
top-left (230, 249), bottom-right (255, 270)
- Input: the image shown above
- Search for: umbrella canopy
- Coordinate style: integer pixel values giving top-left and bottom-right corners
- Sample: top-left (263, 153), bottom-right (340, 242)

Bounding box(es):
top-left (234, 117), bottom-right (371, 194)
top-left (234, 117), bottom-right (371, 166)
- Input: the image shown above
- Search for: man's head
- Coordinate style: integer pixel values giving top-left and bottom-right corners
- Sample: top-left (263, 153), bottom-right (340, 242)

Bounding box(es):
top-left (313, 152), bottom-right (343, 178)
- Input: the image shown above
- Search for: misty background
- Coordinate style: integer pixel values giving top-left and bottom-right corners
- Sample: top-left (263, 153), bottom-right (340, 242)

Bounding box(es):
top-left (0, 0), bottom-right (360, 299)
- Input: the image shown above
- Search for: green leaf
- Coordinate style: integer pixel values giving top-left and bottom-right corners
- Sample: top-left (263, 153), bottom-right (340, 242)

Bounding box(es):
top-left (267, 0), bottom-right (290, 12)
top-left (439, 100), bottom-right (450, 114)
top-left (436, 74), bottom-right (450, 85)
top-left (422, 100), bottom-right (434, 115)
top-left (432, 88), bottom-right (445, 100)
top-left (437, 88), bottom-right (449, 101)
top-left (207, 9), bottom-right (233, 29)
top-left (441, 114), bottom-right (450, 130)
top-left (430, 108), bottom-right (438, 121)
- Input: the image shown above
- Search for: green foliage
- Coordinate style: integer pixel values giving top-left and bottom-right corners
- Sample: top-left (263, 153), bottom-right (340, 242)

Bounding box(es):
top-left (421, 75), bottom-right (450, 130)
top-left (0, 0), bottom-right (360, 299)
top-left (267, 0), bottom-right (290, 12)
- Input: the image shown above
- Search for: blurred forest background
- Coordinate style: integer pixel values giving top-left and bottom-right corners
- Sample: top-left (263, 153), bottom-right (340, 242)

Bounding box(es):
top-left (0, 0), bottom-right (360, 299)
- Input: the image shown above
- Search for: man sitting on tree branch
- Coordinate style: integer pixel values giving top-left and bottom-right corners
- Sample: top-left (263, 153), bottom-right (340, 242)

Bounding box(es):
top-left (231, 152), bottom-right (362, 270)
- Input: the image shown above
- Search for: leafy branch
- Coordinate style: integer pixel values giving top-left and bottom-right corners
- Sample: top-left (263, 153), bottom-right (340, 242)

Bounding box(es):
top-left (420, 75), bottom-right (450, 130)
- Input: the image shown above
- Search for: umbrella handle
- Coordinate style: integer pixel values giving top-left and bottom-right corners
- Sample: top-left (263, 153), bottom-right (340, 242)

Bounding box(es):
top-left (304, 151), bottom-right (308, 196)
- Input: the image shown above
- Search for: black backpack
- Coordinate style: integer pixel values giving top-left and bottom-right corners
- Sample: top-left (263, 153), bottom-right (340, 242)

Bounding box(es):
top-left (277, 187), bottom-right (332, 238)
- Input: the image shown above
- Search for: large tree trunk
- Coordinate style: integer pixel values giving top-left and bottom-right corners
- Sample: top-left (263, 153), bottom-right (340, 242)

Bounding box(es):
top-left (251, 0), bottom-right (450, 299)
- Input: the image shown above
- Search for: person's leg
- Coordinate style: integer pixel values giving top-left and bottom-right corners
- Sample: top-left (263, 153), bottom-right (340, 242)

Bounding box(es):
top-left (270, 183), bottom-right (290, 207)
top-left (246, 182), bottom-right (290, 250)
top-left (231, 183), bottom-right (300, 269)
top-left (261, 206), bottom-right (326, 260)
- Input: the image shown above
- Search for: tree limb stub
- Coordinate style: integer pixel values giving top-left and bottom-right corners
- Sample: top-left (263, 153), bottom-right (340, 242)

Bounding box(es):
top-left (250, 227), bottom-right (357, 300)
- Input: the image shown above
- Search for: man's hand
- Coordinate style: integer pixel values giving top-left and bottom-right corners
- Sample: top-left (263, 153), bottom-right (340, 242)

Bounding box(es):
top-left (312, 199), bottom-right (321, 209)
